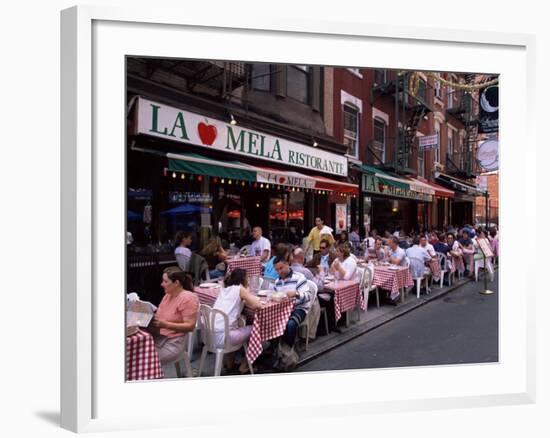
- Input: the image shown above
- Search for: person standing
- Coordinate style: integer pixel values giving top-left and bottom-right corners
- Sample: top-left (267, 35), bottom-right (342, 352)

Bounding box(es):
top-left (250, 226), bottom-right (272, 263)
top-left (305, 217), bottom-right (335, 255)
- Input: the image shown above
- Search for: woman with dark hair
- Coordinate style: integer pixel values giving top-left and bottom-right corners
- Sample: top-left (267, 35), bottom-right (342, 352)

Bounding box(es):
top-left (212, 268), bottom-right (264, 373)
top-left (200, 237), bottom-right (228, 279)
top-left (151, 267), bottom-right (199, 367)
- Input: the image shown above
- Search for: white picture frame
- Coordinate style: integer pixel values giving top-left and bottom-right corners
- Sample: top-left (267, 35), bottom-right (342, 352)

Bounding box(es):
top-left (61, 5), bottom-right (536, 433)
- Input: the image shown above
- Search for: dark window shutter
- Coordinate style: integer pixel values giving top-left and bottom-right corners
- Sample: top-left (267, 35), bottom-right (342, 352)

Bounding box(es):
top-left (311, 67), bottom-right (321, 111)
top-left (274, 65), bottom-right (287, 97)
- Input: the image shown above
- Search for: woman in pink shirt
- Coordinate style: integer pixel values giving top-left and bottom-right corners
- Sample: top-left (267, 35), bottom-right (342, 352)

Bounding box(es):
top-left (150, 268), bottom-right (199, 367)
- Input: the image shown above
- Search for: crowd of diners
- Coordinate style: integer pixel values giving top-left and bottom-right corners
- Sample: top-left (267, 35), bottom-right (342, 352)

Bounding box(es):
top-left (139, 217), bottom-right (498, 375)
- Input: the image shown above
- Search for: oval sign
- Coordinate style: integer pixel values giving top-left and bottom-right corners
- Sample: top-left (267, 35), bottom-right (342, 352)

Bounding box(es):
top-left (476, 139), bottom-right (499, 171)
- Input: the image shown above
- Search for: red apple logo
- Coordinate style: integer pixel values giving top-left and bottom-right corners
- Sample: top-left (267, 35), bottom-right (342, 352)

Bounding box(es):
top-left (279, 177), bottom-right (286, 184)
top-left (378, 183), bottom-right (384, 192)
top-left (197, 121), bottom-right (217, 145)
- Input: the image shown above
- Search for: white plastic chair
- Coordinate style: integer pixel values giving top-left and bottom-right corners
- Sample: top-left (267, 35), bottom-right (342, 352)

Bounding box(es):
top-left (298, 280), bottom-right (318, 351)
top-left (408, 256), bottom-right (431, 299)
top-left (365, 264), bottom-right (380, 309)
top-left (436, 252), bottom-right (452, 287)
top-left (475, 257), bottom-right (494, 282)
top-left (197, 304), bottom-right (254, 377)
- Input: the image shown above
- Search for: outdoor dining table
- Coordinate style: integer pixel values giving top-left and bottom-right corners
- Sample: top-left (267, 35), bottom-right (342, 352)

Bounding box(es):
top-left (126, 329), bottom-right (164, 381)
top-left (372, 264), bottom-right (414, 302)
top-left (193, 285), bottom-right (294, 364)
top-left (226, 255), bottom-right (262, 278)
top-left (323, 279), bottom-right (364, 322)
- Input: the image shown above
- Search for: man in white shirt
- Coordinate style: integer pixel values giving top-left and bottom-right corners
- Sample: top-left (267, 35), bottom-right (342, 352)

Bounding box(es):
top-left (386, 236), bottom-right (407, 266)
top-left (419, 235), bottom-right (437, 259)
top-left (250, 226), bottom-right (271, 263)
top-left (406, 237), bottom-right (432, 278)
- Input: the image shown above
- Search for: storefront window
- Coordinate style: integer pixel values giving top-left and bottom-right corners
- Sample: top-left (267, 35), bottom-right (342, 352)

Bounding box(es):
top-left (268, 192), bottom-right (304, 244)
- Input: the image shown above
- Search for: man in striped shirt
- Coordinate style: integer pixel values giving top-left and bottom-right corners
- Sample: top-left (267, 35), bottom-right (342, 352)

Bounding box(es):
top-left (270, 255), bottom-right (314, 348)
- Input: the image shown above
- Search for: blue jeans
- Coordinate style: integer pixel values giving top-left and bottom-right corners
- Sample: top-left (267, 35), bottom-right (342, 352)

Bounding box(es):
top-left (283, 308), bottom-right (306, 347)
top-left (209, 269), bottom-right (224, 279)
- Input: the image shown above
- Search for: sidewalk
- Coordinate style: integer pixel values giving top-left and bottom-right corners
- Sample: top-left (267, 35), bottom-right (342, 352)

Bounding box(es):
top-left (168, 269), bottom-right (497, 378)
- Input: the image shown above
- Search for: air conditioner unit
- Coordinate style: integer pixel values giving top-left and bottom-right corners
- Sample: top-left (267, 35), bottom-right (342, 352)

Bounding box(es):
top-left (433, 162), bottom-right (444, 171)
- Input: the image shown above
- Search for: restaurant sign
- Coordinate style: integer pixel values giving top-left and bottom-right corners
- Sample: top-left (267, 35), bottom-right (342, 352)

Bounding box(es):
top-left (136, 98), bottom-right (348, 177)
top-left (256, 171), bottom-right (316, 189)
top-left (362, 174), bottom-right (433, 202)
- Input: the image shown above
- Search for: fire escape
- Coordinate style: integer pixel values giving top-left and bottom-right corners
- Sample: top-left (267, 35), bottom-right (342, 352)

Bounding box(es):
top-left (370, 71), bottom-right (433, 174)
top-left (140, 58), bottom-right (250, 104)
top-left (445, 73), bottom-right (479, 179)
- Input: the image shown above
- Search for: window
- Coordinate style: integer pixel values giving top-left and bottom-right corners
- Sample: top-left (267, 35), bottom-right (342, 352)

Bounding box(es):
top-left (251, 63), bottom-right (271, 91)
top-left (434, 78), bottom-right (442, 99)
top-left (417, 79), bottom-right (427, 103)
top-left (448, 133), bottom-right (454, 161)
top-left (287, 65), bottom-right (310, 104)
top-left (373, 117), bottom-right (386, 164)
top-left (374, 69), bottom-right (387, 85)
top-left (435, 128), bottom-right (441, 163)
top-left (417, 149), bottom-right (425, 178)
top-left (343, 104), bottom-right (359, 158)
top-left (447, 85), bottom-right (454, 107)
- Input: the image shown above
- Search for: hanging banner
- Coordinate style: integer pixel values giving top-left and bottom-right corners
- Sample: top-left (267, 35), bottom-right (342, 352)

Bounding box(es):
top-left (418, 134), bottom-right (439, 151)
top-left (335, 204), bottom-right (347, 233)
top-left (476, 139), bottom-right (499, 171)
top-left (478, 84), bottom-right (499, 134)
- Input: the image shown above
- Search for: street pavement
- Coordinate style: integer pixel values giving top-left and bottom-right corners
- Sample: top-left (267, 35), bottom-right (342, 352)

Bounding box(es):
top-left (296, 276), bottom-right (499, 372)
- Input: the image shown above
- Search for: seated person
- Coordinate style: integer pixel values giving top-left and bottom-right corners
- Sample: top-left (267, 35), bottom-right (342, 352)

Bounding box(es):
top-left (150, 268), bottom-right (199, 370)
top-left (174, 230), bottom-right (193, 271)
top-left (200, 237), bottom-right (228, 279)
top-left (419, 235), bottom-right (437, 259)
top-left (405, 237), bottom-right (432, 278)
top-left (270, 256), bottom-right (314, 349)
top-left (213, 268), bottom-right (264, 373)
top-left (386, 236), bottom-right (407, 266)
top-left (263, 242), bottom-right (291, 280)
top-left (306, 239), bottom-right (336, 273)
top-left (433, 233), bottom-right (450, 255)
top-left (458, 229), bottom-right (475, 277)
top-left (290, 247), bottom-right (324, 293)
top-left (329, 242), bottom-right (357, 280)
top-left (366, 237), bottom-right (385, 261)
top-left (447, 233), bottom-right (464, 273)
top-left (250, 226), bottom-right (272, 263)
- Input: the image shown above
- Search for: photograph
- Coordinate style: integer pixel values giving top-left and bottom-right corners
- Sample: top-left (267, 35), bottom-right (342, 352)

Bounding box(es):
top-left (125, 58), bottom-right (500, 380)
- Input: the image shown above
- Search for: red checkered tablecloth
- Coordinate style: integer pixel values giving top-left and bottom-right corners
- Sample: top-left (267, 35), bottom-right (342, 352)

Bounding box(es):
top-left (193, 285), bottom-right (220, 306)
top-left (428, 258), bottom-right (441, 281)
top-left (324, 280), bottom-right (364, 322)
top-left (226, 256), bottom-right (262, 278)
top-left (373, 266), bottom-right (413, 301)
top-left (246, 299), bottom-right (294, 364)
top-left (194, 286), bottom-right (294, 364)
top-left (126, 329), bottom-right (164, 381)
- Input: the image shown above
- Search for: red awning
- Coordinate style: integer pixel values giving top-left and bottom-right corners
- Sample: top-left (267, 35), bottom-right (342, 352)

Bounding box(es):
top-left (420, 179), bottom-right (455, 198)
top-left (256, 166), bottom-right (359, 195)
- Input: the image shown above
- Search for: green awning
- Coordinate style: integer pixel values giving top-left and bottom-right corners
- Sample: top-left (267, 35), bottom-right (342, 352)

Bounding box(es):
top-left (361, 165), bottom-right (410, 190)
top-left (168, 153), bottom-right (257, 182)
